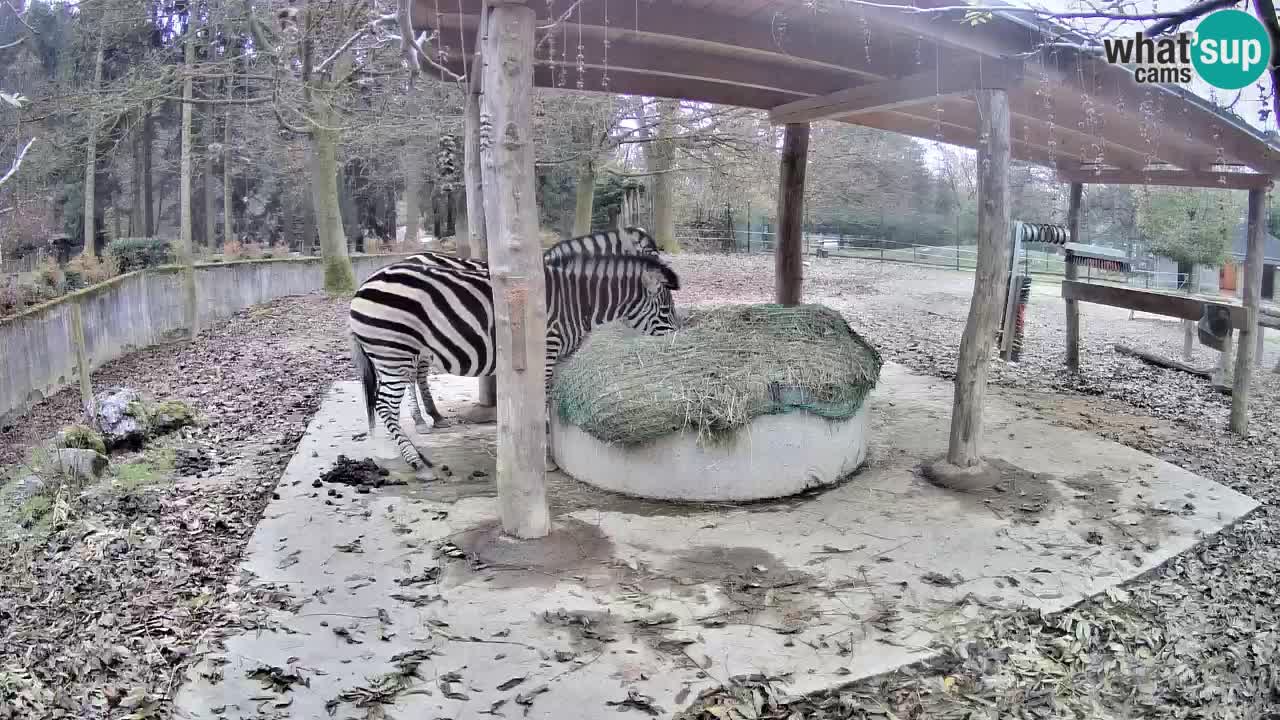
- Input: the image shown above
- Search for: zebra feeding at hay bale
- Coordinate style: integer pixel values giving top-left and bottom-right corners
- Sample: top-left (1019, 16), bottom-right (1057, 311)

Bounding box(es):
top-left (392, 226), bottom-right (663, 428)
top-left (348, 250), bottom-right (680, 471)
top-left (549, 304), bottom-right (883, 502)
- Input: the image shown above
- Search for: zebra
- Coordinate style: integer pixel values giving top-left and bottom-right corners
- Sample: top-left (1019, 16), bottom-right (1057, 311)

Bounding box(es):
top-left (393, 226), bottom-right (663, 427)
top-left (350, 252), bottom-right (681, 470)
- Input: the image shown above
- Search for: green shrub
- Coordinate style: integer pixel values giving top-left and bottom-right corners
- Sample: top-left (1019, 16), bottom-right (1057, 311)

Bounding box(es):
top-left (107, 237), bottom-right (173, 272)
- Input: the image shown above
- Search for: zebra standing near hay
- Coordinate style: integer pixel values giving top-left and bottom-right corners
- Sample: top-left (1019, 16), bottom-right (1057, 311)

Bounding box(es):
top-left (349, 251), bottom-right (681, 470)
top-left (395, 226), bottom-right (662, 428)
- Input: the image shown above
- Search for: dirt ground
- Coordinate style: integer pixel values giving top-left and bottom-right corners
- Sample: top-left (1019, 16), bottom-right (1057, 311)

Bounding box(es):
top-left (1, 254), bottom-right (1278, 719)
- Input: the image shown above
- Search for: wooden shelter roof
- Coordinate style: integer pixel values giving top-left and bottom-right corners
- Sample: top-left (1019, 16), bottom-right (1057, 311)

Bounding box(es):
top-left (417, 0), bottom-right (1280, 187)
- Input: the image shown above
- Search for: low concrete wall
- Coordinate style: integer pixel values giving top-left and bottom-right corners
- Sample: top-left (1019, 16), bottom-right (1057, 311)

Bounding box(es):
top-left (1, 254), bottom-right (414, 424)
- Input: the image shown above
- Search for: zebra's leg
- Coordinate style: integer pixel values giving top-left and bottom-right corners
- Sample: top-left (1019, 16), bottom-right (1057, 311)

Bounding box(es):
top-left (407, 356), bottom-right (428, 428)
top-left (543, 363), bottom-right (559, 472)
top-left (376, 371), bottom-right (433, 470)
top-left (415, 357), bottom-right (450, 428)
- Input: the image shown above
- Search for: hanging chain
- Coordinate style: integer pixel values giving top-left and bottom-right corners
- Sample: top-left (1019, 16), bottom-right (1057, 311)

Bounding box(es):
top-left (602, 0), bottom-right (611, 91)
top-left (576, 1), bottom-right (585, 90)
top-left (545, 0), bottom-right (557, 88)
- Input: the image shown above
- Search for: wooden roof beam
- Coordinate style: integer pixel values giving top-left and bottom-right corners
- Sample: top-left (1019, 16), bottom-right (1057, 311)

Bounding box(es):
top-left (1057, 168), bottom-right (1274, 190)
top-left (769, 59), bottom-right (1024, 125)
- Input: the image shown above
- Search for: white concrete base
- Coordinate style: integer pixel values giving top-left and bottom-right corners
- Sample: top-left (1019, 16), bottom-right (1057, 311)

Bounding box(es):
top-left (170, 364), bottom-right (1259, 720)
top-left (550, 406), bottom-right (870, 501)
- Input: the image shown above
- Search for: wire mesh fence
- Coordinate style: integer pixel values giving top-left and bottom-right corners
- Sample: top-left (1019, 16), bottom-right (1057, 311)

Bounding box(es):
top-left (676, 227), bottom-right (1205, 292)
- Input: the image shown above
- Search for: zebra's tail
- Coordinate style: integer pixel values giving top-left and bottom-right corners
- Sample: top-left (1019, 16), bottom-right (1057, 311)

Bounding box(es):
top-left (351, 337), bottom-right (377, 434)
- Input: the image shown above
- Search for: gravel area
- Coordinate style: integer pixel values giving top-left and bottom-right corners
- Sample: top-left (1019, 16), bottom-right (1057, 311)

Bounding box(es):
top-left (1, 254), bottom-right (1278, 719)
top-left (667, 253), bottom-right (1280, 720)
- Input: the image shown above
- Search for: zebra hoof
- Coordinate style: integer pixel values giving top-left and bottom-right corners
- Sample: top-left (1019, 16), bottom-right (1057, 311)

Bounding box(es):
top-left (431, 417), bottom-right (452, 429)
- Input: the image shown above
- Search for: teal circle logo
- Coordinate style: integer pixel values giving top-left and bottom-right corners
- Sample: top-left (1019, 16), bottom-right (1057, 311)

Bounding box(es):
top-left (1191, 9), bottom-right (1271, 90)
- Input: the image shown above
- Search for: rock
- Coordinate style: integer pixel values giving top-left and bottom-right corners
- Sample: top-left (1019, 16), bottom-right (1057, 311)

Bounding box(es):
top-left (54, 448), bottom-right (109, 482)
top-left (13, 475), bottom-right (45, 501)
top-left (151, 400), bottom-right (197, 435)
top-left (55, 424), bottom-right (108, 455)
top-left (95, 388), bottom-right (148, 450)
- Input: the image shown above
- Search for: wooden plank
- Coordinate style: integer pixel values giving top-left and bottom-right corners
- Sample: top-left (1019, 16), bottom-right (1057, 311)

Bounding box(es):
top-left (946, 87), bottom-right (1011, 469)
top-left (1061, 280), bottom-right (1248, 326)
top-left (768, 60), bottom-right (1023, 125)
top-left (849, 109), bottom-right (1079, 172)
top-left (775, 122), bottom-right (809, 305)
top-left (1230, 188), bottom-right (1266, 434)
top-left (1064, 183), bottom-right (1083, 372)
top-left (1058, 168), bottom-right (1274, 191)
top-left (479, 1), bottom-right (550, 540)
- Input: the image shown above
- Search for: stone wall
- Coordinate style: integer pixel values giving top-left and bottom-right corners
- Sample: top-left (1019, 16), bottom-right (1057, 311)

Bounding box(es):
top-left (1, 254), bottom-right (414, 424)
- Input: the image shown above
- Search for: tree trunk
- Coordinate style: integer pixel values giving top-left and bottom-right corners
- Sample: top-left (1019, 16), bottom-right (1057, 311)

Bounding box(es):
top-left (402, 154), bottom-right (422, 245)
top-left (775, 122), bottom-right (809, 306)
top-left (203, 119), bottom-right (217, 251)
top-left (143, 103), bottom-right (155, 237)
top-left (943, 88), bottom-right (1011, 474)
top-left (1182, 267), bottom-right (1197, 361)
top-left (81, 31), bottom-right (106, 257)
top-left (649, 99), bottom-right (680, 252)
top-left (480, 3), bottom-right (549, 540)
top-left (464, 79), bottom-right (496, 410)
top-left (310, 105), bottom-right (355, 293)
top-left (222, 113), bottom-right (232, 247)
top-left (130, 115), bottom-right (143, 237)
top-left (1230, 188), bottom-right (1267, 434)
top-left (572, 157), bottom-right (594, 235)
top-left (179, 30), bottom-right (199, 337)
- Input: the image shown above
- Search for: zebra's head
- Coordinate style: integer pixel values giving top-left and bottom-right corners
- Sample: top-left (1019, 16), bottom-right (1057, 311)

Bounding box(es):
top-left (628, 256), bottom-right (681, 336)
top-left (622, 226), bottom-right (662, 257)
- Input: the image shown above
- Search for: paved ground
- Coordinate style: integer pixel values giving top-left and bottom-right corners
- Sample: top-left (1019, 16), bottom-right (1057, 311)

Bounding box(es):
top-left (2, 253), bottom-right (1279, 719)
top-left (170, 366), bottom-right (1255, 719)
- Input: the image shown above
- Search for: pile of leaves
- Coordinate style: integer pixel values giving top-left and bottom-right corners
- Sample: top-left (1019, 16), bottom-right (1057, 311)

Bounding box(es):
top-left (0, 294), bottom-right (354, 718)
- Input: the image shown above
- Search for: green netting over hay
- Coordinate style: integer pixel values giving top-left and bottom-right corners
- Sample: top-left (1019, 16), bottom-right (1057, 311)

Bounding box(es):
top-left (550, 303), bottom-right (883, 446)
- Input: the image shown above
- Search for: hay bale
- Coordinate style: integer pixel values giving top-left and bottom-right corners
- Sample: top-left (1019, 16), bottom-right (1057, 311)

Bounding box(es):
top-left (551, 303), bottom-right (883, 446)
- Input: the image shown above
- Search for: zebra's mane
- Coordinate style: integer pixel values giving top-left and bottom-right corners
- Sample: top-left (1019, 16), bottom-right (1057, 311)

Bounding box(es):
top-left (550, 251), bottom-right (680, 291)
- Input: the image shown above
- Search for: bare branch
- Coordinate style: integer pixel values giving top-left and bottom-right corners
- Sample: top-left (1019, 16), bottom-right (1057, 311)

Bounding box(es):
top-left (316, 28), bottom-right (369, 75)
top-left (0, 136), bottom-right (35, 187)
top-left (1144, 0), bottom-right (1240, 35)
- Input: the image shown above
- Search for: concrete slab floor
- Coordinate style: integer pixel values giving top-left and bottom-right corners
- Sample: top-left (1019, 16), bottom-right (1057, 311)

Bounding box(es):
top-left (171, 362), bottom-right (1258, 720)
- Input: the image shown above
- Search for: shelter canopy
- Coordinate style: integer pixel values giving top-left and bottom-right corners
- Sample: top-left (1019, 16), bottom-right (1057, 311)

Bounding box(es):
top-left (419, 0), bottom-right (1280, 186)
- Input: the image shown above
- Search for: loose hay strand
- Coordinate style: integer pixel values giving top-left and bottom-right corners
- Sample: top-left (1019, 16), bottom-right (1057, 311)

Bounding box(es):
top-left (550, 304), bottom-right (883, 446)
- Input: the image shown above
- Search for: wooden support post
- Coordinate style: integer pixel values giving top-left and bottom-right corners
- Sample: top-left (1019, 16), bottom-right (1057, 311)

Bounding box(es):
top-left (464, 27), bottom-right (497, 413)
top-left (70, 301), bottom-right (95, 422)
top-left (479, 1), bottom-right (549, 539)
top-left (775, 122), bottom-right (809, 305)
top-left (927, 88), bottom-right (1011, 490)
top-left (1230, 187), bottom-right (1266, 434)
top-left (1064, 182), bottom-right (1083, 371)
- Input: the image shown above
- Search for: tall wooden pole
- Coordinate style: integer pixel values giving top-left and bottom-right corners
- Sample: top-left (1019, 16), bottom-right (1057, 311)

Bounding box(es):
top-left (479, 1), bottom-right (549, 539)
top-left (927, 88), bottom-right (1011, 489)
top-left (465, 10), bottom-right (497, 412)
top-left (775, 122), bottom-right (809, 305)
top-left (1064, 182), bottom-right (1083, 372)
top-left (1230, 187), bottom-right (1267, 434)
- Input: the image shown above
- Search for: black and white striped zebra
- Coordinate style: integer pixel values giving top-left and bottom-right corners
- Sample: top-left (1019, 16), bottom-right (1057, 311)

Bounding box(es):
top-left (350, 252), bottom-right (680, 470)
top-left (393, 227), bottom-right (662, 426)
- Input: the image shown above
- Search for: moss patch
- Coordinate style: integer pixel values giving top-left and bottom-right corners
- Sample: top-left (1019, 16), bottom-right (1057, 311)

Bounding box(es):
top-left (113, 446), bottom-right (177, 493)
top-left (56, 424), bottom-right (108, 455)
top-left (324, 256), bottom-right (356, 295)
top-left (151, 400), bottom-right (197, 434)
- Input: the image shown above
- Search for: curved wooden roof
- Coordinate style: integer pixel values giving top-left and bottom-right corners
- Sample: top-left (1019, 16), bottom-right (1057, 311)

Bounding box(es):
top-left (417, 0), bottom-right (1280, 186)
